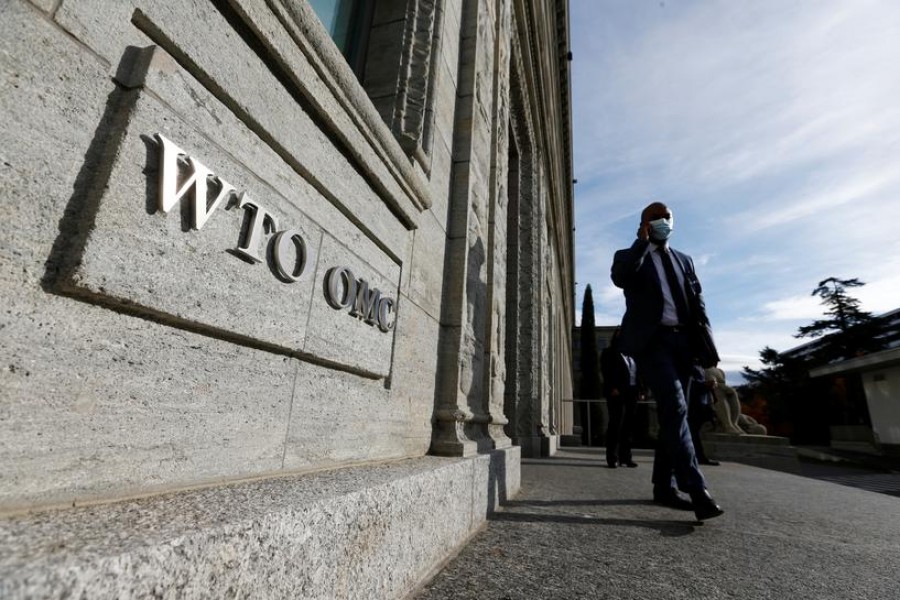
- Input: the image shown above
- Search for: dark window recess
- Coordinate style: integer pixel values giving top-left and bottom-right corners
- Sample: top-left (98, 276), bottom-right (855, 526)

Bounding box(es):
top-left (309, 0), bottom-right (375, 79)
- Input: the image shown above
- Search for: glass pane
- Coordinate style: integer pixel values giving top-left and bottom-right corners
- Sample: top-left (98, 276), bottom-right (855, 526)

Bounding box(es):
top-left (309, 0), bottom-right (358, 55)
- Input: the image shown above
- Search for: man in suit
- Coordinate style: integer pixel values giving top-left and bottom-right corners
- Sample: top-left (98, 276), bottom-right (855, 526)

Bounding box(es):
top-left (610, 201), bottom-right (724, 521)
top-left (601, 329), bottom-right (640, 469)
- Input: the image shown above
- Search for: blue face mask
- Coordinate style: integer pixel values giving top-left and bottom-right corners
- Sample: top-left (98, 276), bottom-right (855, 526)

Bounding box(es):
top-left (649, 217), bottom-right (673, 241)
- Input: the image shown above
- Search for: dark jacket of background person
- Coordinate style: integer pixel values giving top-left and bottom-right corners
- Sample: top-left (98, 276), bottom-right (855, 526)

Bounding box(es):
top-left (601, 332), bottom-right (639, 466)
top-left (601, 336), bottom-right (635, 399)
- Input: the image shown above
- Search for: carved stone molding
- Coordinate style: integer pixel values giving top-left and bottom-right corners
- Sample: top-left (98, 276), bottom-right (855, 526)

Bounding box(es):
top-left (392, 0), bottom-right (441, 169)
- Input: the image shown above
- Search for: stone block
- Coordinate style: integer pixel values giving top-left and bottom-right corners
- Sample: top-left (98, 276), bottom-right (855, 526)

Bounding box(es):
top-left (428, 132), bottom-right (454, 228)
top-left (468, 447), bottom-right (521, 525)
top-left (439, 3), bottom-right (462, 88)
top-left (445, 0), bottom-right (464, 29)
top-left (0, 1), bottom-right (110, 283)
top-left (407, 212), bottom-right (448, 320)
top-left (62, 94), bottom-right (321, 353)
top-left (301, 233), bottom-right (400, 377)
top-left (0, 289), bottom-right (295, 511)
top-left (433, 56), bottom-right (460, 155)
top-left (0, 455), bottom-right (513, 600)
top-left (26, 0), bottom-right (55, 13)
top-left (54, 0), bottom-right (145, 66)
top-left (388, 299), bottom-right (441, 443)
top-left (469, 452), bottom-right (492, 525)
top-left (437, 236), bottom-right (471, 326)
top-left (364, 20), bottom-right (405, 99)
top-left (282, 360), bottom-right (406, 470)
top-left (700, 433), bottom-right (796, 460)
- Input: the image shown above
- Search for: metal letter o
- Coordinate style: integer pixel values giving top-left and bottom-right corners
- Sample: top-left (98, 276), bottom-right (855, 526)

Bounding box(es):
top-left (324, 267), bottom-right (356, 309)
top-left (271, 229), bottom-right (306, 283)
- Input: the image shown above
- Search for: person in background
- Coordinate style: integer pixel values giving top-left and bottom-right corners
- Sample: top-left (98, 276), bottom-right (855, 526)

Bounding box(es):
top-left (610, 201), bottom-right (724, 521)
top-left (601, 329), bottom-right (640, 469)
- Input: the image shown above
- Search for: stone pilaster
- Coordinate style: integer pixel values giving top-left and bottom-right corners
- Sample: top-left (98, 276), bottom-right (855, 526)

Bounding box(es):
top-left (431, 0), bottom-right (501, 456)
top-left (482, 0), bottom-right (513, 449)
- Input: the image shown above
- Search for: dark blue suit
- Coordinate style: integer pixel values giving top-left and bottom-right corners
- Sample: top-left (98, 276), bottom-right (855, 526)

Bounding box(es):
top-left (611, 239), bottom-right (719, 495)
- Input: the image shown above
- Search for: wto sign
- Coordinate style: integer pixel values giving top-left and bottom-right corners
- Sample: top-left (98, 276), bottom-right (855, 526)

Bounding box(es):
top-left (154, 133), bottom-right (396, 333)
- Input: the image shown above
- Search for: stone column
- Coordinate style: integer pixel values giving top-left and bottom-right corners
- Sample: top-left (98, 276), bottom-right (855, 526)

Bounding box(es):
top-left (503, 24), bottom-right (545, 457)
top-left (481, 0), bottom-right (513, 449)
top-left (432, 0), bottom-right (506, 456)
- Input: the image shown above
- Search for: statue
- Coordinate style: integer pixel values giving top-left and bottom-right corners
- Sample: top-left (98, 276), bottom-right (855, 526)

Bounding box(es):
top-left (704, 367), bottom-right (767, 436)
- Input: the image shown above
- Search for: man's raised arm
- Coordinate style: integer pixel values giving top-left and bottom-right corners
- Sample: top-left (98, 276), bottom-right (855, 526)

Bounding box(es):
top-left (611, 239), bottom-right (650, 289)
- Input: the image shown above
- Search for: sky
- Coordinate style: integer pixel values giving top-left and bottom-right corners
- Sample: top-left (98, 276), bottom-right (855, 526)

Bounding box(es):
top-left (569, 0), bottom-right (900, 382)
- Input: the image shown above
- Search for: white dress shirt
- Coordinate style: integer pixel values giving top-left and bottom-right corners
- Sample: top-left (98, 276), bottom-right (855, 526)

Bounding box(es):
top-left (646, 242), bottom-right (688, 326)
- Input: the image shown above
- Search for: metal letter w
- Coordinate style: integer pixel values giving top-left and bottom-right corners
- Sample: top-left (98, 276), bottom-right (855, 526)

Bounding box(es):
top-left (155, 133), bottom-right (235, 230)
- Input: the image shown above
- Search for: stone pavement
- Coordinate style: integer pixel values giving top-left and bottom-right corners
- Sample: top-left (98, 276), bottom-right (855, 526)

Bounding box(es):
top-left (414, 448), bottom-right (900, 599)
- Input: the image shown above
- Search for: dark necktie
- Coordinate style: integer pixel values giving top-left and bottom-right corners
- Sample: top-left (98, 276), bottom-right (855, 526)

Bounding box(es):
top-left (658, 248), bottom-right (691, 325)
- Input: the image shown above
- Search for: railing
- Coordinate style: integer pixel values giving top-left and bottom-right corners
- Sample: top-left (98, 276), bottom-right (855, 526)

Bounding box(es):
top-left (561, 398), bottom-right (605, 445)
top-left (562, 398), bottom-right (657, 446)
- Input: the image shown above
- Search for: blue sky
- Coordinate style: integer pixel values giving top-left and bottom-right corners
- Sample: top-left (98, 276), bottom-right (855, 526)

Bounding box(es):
top-left (570, 0), bottom-right (900, 381)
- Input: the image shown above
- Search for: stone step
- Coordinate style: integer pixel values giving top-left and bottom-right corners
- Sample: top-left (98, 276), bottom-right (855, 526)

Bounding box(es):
top-left (0, 449), bottom-right (519, 600)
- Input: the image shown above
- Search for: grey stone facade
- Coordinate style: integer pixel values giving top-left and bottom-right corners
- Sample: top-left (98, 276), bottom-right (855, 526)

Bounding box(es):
top-left (0, 0), bottom-right (574, 597)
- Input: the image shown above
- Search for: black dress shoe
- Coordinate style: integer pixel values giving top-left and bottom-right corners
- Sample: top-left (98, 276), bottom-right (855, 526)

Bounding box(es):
top-left (619, 461), bottom-right (639, 468)
top-left (653, 489), bottom-right (694, 511)
top-left (607, 462), bottom-right (618, 469)
top-left (691, 490), bottom-right (725, 521)
top-left (699, 459), bottom-right (720, 466)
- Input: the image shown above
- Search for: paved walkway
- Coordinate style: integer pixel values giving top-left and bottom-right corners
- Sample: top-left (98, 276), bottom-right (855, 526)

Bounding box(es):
top-left (415, 448), bottom-right (900, 600)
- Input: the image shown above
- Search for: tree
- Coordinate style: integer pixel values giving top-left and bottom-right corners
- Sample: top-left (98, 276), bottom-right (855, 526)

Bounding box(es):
top-left (742, 346), bottom-right (791, 387)
top-left (796, 277), bottom-right (872, 338)
top-left (741, 346), bottom-right (814, 441)
top-left (741, 277), bottom-right (883, 443)
top-left (794, 277), bottom-right (883, 360)
top-left (579, 285), bottom-right (602, 445)
top-left (579, 285), bottom-right (601, 400)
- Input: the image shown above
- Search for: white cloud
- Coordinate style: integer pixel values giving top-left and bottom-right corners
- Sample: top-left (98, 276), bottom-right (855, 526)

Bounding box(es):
top-left (761, 295), bottom-right (823, 321)
top-left (729, 165), bottom-right (900, 234)
top-left (574, 0), bottom-right (900, 195)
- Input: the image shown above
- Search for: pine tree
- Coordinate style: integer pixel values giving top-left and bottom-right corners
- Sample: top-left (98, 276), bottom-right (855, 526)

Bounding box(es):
top-left (580, 285), bottom-right (601, 400)
top-left (741, 346), bottom-right (806, 439)
top-left (796, 277), bottom-right (872, 338)
top-left (579, 285), bottom-right (603, 445)
top-left (795, 277), bottom-right (882, 359)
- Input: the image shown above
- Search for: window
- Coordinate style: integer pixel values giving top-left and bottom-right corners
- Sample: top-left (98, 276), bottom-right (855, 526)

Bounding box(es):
top-left (309, 0), bottom-right (374, 77)
top-left (307, 0), bottom-right (440, 167)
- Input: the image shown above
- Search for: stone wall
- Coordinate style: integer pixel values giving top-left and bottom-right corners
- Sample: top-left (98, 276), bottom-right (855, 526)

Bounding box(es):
top-left (0, 0), bottom-right (573, 596)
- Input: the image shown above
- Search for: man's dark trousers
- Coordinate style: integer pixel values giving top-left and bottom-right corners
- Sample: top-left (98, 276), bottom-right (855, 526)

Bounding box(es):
top-left (606, 386), bottom-right (637, 466)
top-left (639, 327), bottom-right (706, 495)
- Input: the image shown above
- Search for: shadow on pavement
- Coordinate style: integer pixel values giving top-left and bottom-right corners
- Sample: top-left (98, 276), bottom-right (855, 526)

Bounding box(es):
top-left (521, 460), bottom-right (607, 468)
top-left (504, 498), bottom-right (655, 508)
top-left (488, 511), bottom-right (697, 537)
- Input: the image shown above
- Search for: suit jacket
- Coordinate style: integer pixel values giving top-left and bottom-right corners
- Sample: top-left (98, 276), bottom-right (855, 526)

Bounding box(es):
top-left (600, 345), bottom-right (635, 399)
top-left (610, 239), bottom-right (719, 367)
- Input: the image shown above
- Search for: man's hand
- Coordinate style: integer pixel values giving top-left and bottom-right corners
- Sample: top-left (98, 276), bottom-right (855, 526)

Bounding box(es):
top-left (610, 388), bottom-right (620, 397)
top-left (638, 221), bottom-right (650, 241)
